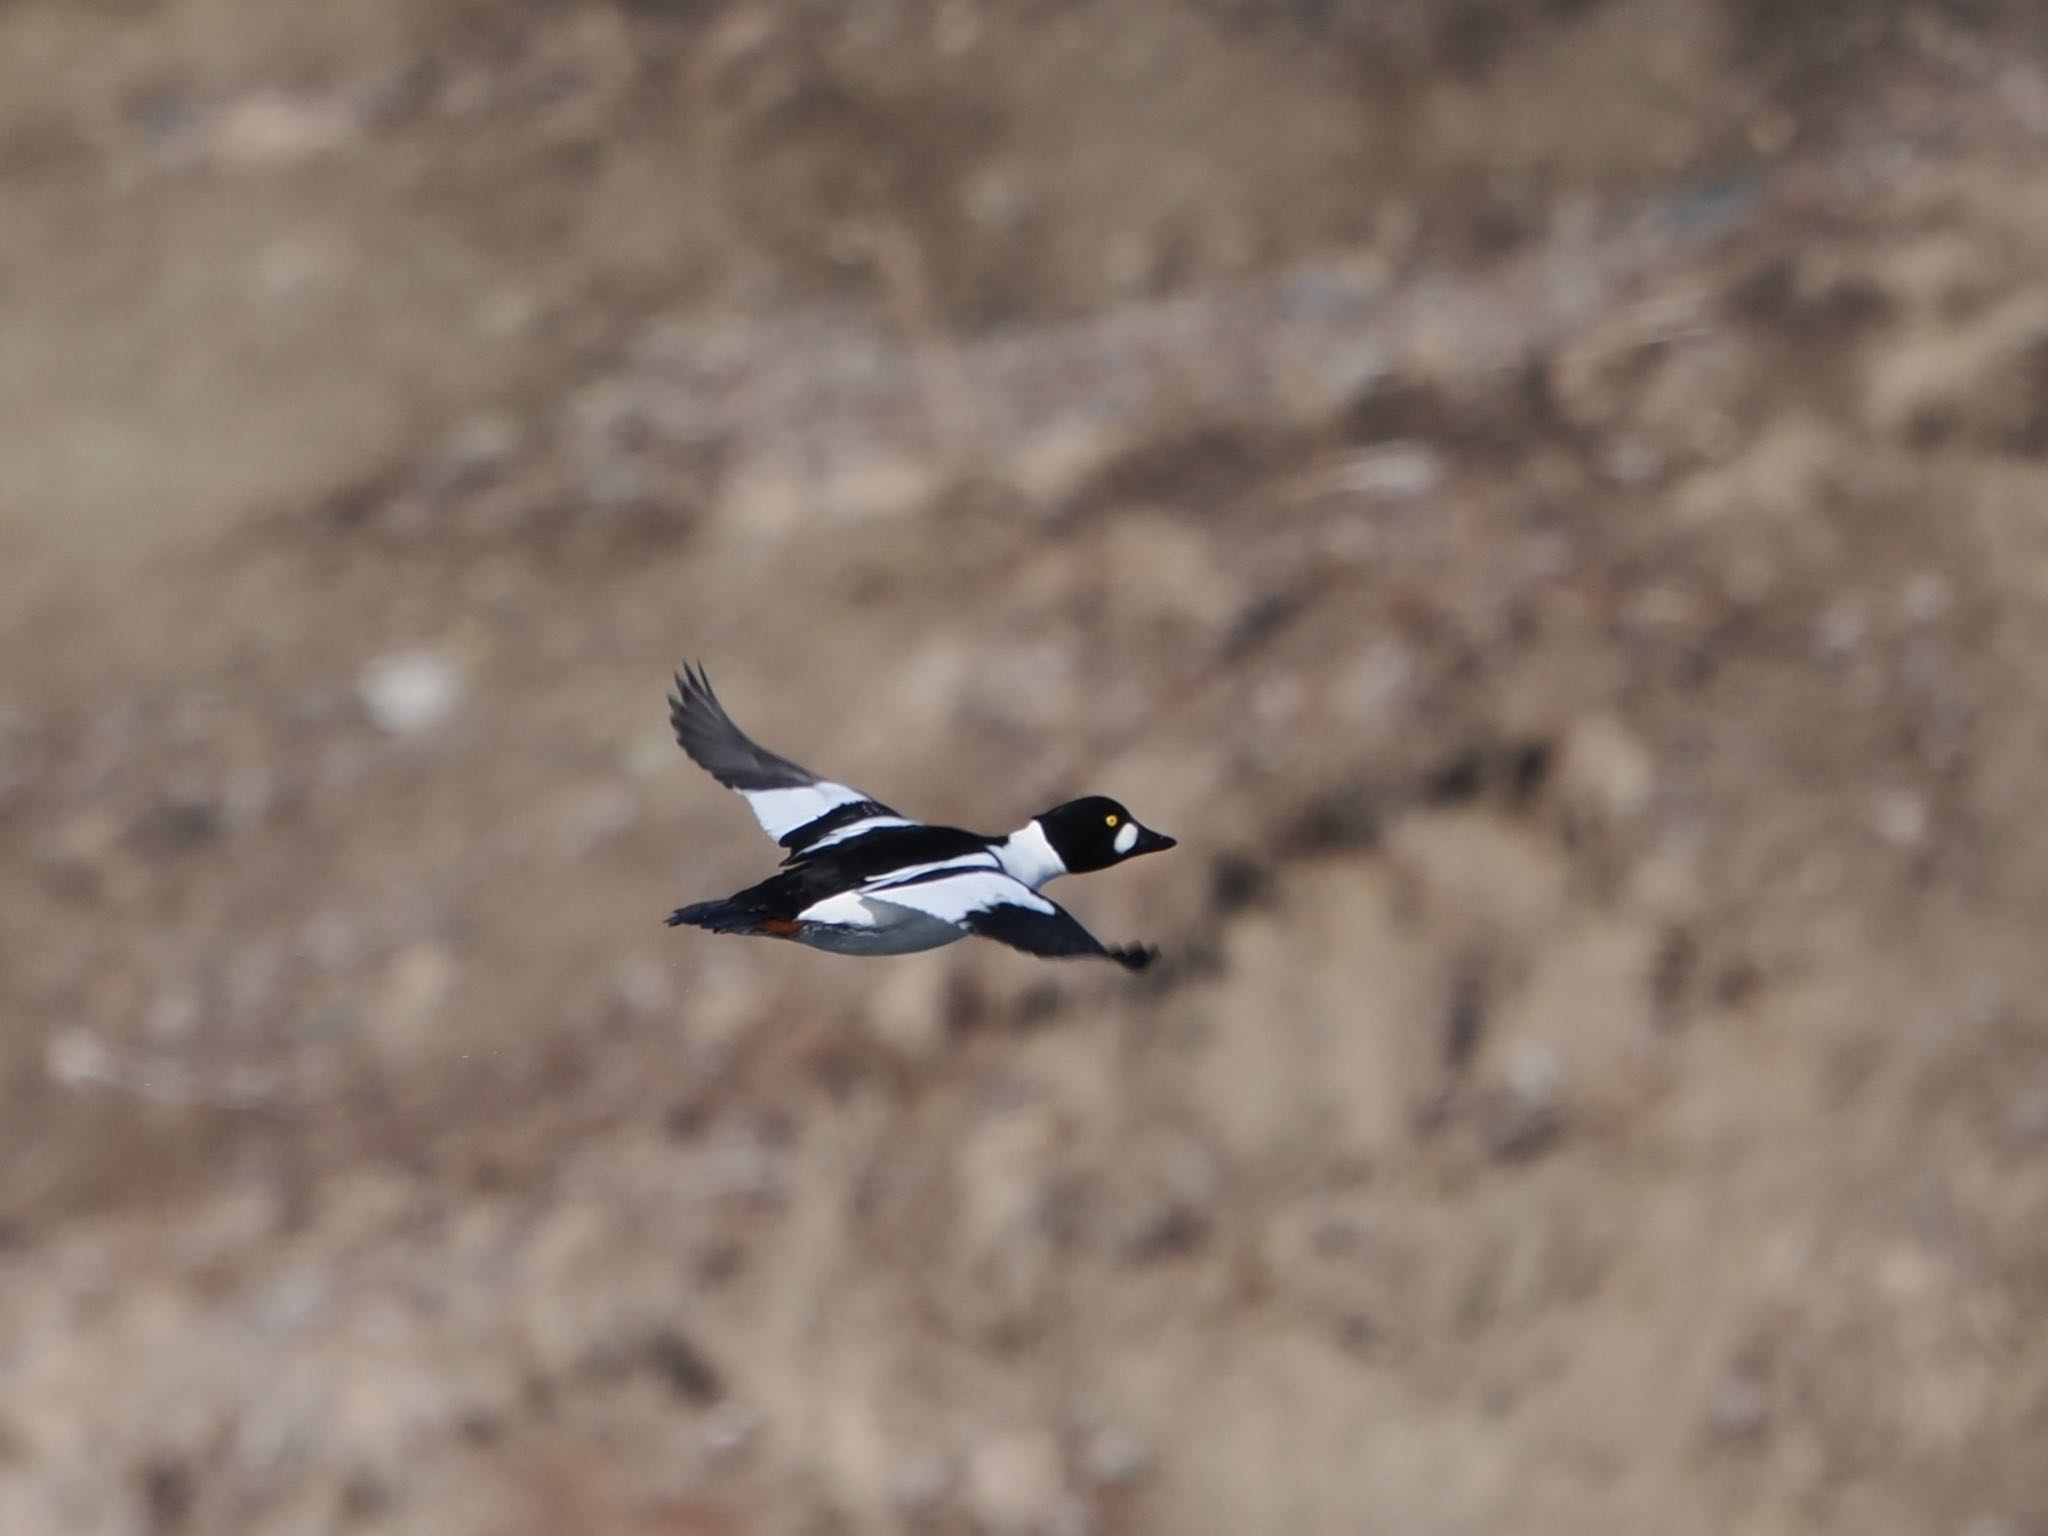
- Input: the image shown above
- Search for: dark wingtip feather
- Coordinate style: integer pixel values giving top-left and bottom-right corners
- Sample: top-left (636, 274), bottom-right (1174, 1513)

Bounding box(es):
top-left (667, 661), bottom-right (823, 793)
top-left (1112, 944), bottom-right (1159, 971)
top-left (667, 660), bottom-right (731, 759)
top-left (668, 661), bottom-right (712, 733)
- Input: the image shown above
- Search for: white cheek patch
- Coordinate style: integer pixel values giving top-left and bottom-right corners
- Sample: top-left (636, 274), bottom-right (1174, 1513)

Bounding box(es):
top-left (1114, 820), bottom-right (1139, 855)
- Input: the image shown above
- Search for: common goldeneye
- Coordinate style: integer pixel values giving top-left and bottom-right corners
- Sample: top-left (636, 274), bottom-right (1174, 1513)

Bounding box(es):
top-left (664, 663), bottom-right (1175, 968)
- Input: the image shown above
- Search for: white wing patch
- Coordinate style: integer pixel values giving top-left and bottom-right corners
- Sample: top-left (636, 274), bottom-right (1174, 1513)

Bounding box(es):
top-left (795, 854), bottom-right (1006, 931)
top-left (670, 665), bottom-right (904, 852)
top-left (738, 782), bottom-right (876, 844)
top-left (862, 868), bottom-right (1056, 926)
top-left (792, 888), bottom-right (890, 929)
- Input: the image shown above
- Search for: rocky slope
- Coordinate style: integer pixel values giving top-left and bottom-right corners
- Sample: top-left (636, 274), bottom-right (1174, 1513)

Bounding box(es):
top-left (4, 3), bottom-right (2048, 1533)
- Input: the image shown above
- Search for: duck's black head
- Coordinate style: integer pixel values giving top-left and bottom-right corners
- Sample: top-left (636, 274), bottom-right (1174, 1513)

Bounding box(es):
top-left (1033, 796), bottom-right (1177, 875)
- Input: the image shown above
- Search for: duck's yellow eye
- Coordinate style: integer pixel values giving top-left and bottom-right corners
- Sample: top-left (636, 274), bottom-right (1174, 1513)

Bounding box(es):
top-left (1105, 813), bottom-right (1120, 827)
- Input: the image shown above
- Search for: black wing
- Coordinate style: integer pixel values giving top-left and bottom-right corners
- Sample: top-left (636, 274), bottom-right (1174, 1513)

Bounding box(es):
top-left (960, 896), bottom-right (1158, 971)
top-left (669, 663), bottom-right (907, 851)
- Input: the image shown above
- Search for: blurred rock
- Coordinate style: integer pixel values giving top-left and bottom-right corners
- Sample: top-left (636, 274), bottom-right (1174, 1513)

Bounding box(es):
top-left (1503, 1041), bottom-right (1562, 1107)
top-left (609, 953), bottom-right (675, 1020)
top-left (205, 90), bottom-right (366, 169)
top-left (1703, 1368), bottom-right (1771, 1444)
top-left (44, 1029), bottom-right (117, 1092)
top-left (701, 1401), bottom-right (758, 1461)
top-left (1333, 640), bottom-right (1416, 729)
top-left (1078, 1425), bottom-right (1151, 1489)
top-left (1476, 1076), bottom-right (1565, 1163)
top-left (1812, 594), bottom-right (1870, 664)
top-left (358, 650), bottom-right (465, 736)
top-left (1008, 419), bottom-right (1130, 508)
top-left (143, 986), bottom-right (201, 1045)
top-left (1600, 432), bottom-right (1665, 487)
top-left (39, 809), bottom-right (138, 899)
top-left (1325, 442), bottom-right (1446, 501)
top-left (965, 1431), bottom-right (1073, 1536)
top-left (423, 414), bottom-right (524, 498)
top-left (1869, 789), bottom-right (1929, 850)
top-left (1898, 571), bottom-right (1954, 627)
top-left (1555, 715), bottom-right (1656, 829)
top-left (366, 944), bottom-right (458, 1065)
top-left (1864, 292), bottom-right (2048, 448)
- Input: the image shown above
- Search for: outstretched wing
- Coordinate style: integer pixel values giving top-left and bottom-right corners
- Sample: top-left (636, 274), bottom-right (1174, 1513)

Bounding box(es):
top-left (965, 903), bottom-right (1157, 970)
top-left (669, 663), bottom-right (912, 853)
top-left (865, 867), bottom-right (1157, 970)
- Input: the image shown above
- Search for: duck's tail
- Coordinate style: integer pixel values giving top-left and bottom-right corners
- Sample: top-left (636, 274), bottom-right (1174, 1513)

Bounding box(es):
top-left (667, 898), bottom-right (754, 932)
top-left (666, 897), bottom-right (801, 937)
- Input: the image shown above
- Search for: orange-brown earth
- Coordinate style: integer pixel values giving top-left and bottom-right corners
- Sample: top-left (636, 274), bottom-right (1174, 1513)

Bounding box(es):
top-left (5, 3), bottom-right (2048, 1533)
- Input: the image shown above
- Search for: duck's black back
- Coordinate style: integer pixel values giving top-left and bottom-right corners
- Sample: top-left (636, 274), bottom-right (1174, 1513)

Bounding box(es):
top-left (734, 823), bottom-right (999, 918)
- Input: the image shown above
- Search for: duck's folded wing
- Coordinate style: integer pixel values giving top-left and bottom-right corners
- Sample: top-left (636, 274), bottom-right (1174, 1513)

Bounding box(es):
top-left (670, 663), bottom-right (912, 852)
top-left (866, 867), bottom-right (1157, 970)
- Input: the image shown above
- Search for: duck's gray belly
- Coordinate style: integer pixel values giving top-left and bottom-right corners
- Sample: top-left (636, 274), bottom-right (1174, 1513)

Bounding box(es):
top-left (793, 894), bottom-right (966, 956)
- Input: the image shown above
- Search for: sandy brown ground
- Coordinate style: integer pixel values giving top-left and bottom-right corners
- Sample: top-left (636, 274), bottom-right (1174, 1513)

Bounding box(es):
top-left (5, 2), bottom-right (2048, 1533)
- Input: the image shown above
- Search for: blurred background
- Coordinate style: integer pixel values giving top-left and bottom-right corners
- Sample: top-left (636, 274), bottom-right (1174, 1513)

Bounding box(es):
top-left (5, 1), bottom-right (2048, 1532)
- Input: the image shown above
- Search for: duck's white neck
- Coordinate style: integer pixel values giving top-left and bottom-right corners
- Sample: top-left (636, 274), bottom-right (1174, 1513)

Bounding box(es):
top-left (995, 820), bottom-right (1066, 890)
